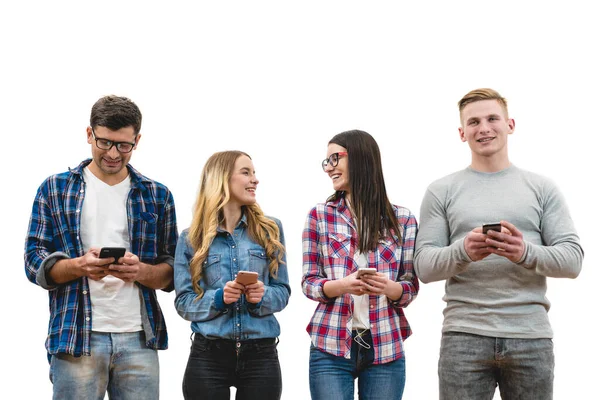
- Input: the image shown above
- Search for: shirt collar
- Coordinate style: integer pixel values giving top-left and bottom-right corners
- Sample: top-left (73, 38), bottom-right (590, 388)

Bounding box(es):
top-left (69, 158), bottom-right (150, 189)
top-left (216, 212), bottom-right (248, 234)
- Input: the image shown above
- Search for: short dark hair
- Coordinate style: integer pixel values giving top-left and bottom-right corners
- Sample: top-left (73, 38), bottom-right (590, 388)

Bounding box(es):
top-left (328, 130), bottom-right (401, 252)
top-left (90, 95), bottom-right (142, 135)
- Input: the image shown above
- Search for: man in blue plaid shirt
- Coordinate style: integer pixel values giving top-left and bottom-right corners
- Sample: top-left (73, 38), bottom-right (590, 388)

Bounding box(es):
top-left (24, 95), bottom-right (179, 400)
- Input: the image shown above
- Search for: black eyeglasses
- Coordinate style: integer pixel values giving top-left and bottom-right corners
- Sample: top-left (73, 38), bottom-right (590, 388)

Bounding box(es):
top-left (321, 152), bottom-right (348, 171)
top-left (91, 129), bottom-right (136, 153)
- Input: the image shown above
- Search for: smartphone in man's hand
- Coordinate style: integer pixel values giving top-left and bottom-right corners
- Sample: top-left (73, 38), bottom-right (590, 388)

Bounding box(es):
top-left (482, 223), bottom-right (502, 235)
top-left (99, 247), bottom-right (126, 262)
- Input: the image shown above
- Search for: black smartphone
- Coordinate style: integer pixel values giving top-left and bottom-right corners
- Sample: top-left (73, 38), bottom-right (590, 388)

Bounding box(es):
top-left (99, 247), bottom-right (126, 261)
top-left (482, 223), bottom-right (502, 234)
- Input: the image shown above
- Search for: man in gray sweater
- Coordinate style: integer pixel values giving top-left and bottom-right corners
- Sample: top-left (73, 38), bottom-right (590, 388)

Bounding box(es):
top-left (414, 88), bottom-right (583, 400)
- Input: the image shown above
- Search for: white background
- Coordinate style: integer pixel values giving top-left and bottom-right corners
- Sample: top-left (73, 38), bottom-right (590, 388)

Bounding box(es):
top-left (2, 1), bottom-right (598, 399)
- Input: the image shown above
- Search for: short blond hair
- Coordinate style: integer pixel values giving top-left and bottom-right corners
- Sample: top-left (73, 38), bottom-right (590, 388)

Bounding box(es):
top-left (458, 88), bottom-right (508, 122)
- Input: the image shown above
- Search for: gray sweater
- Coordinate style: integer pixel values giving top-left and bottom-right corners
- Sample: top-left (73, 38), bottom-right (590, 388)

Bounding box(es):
top-left (414, 165), bottom-right (583, 338)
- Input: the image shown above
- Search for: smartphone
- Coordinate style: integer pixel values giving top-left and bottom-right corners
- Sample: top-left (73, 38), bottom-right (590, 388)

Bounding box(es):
top-left (235, 271), bottom-right (258, 286)
top-left (99, 247), bottom-right (126, 262)
top-left (482, 223), bottom-right (502, 234)
top-left (357, 268), bottom-right (377, 278)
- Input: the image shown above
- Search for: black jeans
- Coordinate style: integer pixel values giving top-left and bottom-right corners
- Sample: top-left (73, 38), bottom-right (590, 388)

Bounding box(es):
top-left (183, 334), bottom-right (282, 400)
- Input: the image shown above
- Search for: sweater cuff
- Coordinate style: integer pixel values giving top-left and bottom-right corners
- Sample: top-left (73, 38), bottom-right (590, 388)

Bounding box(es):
top-left (516, 241), bottom-right (530, 266)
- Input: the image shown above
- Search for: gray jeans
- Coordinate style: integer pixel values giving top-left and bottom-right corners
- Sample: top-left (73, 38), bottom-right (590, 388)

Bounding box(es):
top-left (439, 332), bottom-right (554, 400)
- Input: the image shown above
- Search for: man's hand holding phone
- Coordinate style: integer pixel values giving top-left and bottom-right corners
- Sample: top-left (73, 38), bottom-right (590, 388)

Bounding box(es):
top-left (75, 248), bottom-right (113, 281)
top-left (484, 221), bottom-right (525, 263)
top-left (102, 250), bottom-right (149, 283)
top-left (465, 221), bottom-right (524, 262)
top-left (99, 247), bottom-right (126, 263)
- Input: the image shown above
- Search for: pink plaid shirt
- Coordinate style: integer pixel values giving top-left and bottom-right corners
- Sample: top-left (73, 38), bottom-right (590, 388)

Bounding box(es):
top-left (302, 196), bottom-right (419, 364)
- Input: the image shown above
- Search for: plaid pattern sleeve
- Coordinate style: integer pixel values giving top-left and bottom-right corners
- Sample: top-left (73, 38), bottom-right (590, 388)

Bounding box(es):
top-left (24, 165), bottom-right (90, 356)
top-left (301, 206), bottom-right (330, 302)
top-left (25, 182), bottom-right (57, 286)
top-left (301, 198), bottom-right (419, 364)
top-left (391, 208), bottom-right (419, 309)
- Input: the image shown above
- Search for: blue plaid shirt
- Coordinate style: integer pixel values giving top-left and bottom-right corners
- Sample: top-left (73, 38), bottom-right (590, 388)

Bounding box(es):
top-left (25, 159), bottom-right (178, 357)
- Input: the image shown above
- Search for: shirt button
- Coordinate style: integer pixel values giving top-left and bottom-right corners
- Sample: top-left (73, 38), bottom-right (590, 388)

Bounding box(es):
top-left (370, 305), bottom-right (374, 309)
top-left (233, 258), bottom-right (237, 262)
top-left (237, 324), bottom-right (240, 327)
top-left (80, 189), bottom-right (84, 193)
top-left (232, 245), bottom-right (236, 248)
top-left (76, 209), bottom-right (80, 213)
top-left (86, 317), bottom-right (90, 321)
top-left (83, 290), bottom-right (88, 295)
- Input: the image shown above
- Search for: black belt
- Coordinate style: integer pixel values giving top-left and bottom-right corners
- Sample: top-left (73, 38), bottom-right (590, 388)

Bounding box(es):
top-left (192, 333), bottom-right (277, 346)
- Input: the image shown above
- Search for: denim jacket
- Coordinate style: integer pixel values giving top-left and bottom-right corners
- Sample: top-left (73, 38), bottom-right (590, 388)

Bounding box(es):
top-left (174, 215), bottom-right (290, 341)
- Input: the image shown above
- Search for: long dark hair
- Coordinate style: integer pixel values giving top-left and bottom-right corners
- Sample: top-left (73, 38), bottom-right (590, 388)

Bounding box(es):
top-left (327, 130), bottom-right (401, 252)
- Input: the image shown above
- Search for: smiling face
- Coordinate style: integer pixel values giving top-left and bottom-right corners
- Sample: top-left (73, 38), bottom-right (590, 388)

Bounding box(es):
top-left (228, 155), bottom-right (259, 207)
top-left (86, 125), bottom-right (140, 184)
top-left (323, 143), bottom-right (350, 193)
top-left (458, 99), bottom-right (515, 170)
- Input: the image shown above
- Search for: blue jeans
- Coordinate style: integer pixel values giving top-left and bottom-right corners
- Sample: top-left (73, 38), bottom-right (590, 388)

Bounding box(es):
top-left (50, 331), bottom-right (159, 400)
top-left (183, 333), bottom-right (282, 400)
top-left (309, 332), bottom-right (406, 400)
top-left (439, 332), bottom-right (554, 400)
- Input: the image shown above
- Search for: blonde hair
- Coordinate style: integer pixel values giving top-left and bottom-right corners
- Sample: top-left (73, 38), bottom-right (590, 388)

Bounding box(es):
top-left (458, 88), bottom-right (509, 122)
top-left (188, 150), bottom-right (285, 298)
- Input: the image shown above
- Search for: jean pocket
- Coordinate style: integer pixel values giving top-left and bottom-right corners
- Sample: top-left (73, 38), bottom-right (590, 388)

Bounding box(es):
top-left (190, 336), bottom-right (210, 355)
top-left (253, 342), bottom-right (279, 359)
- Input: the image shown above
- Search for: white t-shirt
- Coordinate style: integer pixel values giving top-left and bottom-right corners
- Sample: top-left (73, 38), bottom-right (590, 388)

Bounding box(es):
top-left (81, 167), bottom-right (142, 332)
top-left (352, 252), bottom-right (370, 330)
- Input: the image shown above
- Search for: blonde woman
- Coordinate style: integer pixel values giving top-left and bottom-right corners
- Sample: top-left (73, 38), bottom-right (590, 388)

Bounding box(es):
top-left (174, 151), bottom-right (290, 400)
